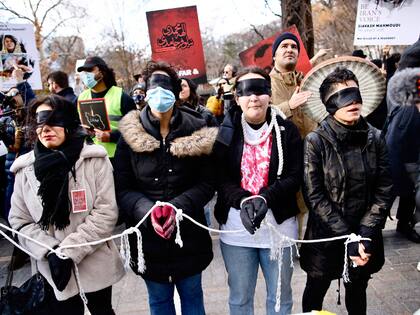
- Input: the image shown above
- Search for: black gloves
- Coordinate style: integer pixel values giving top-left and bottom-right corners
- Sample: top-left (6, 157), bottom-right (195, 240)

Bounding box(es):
top-left (359, 225), bottom-right (376, 254)
top-left (240, 196), bottom-right (268, 234)
top-left (47, 253), bottom-right (73, 291)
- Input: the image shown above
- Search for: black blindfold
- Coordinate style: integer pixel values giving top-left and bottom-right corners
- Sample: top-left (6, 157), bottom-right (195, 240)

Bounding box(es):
top-left (325, 87), bottom-right (362, 114)
top-left (235, 79), bottom-right (271, 97)
top-left (147, 74), bottom-right (174, 92)
top-left (36, 110), bottom-right (68, 128)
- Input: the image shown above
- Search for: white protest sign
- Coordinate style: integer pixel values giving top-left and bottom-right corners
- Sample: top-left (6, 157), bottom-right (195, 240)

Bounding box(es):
top-left (354, 0), bottom-right (420, 46)
top-left (0, 23), bottom-right (42, 91)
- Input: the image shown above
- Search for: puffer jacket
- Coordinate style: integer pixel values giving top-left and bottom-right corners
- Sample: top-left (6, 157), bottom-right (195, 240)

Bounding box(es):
top-left (8, 143), bottom-right (125, 300)
top-left (300, 116), bottom-right (393, 280)
top-left (114, 106), bottom-right (218, 283)
top-left (214, 105), bottom-right (302, 225)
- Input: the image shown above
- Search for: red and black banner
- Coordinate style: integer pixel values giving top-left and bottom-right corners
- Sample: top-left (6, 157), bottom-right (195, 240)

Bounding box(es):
top-left (239, 25), bottom-right (312, 75)
top-left (146, 6), bottom-right (207, 84)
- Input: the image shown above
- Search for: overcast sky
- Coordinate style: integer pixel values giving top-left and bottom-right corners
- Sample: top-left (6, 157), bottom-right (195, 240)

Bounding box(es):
top-left (50, 0), bottom-right (280, 52)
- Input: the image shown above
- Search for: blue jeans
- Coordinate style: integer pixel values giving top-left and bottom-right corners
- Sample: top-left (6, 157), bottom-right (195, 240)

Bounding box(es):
top-left (145, 273), bottom-right (205, 315)
top-left (220, 242), bottom-right (294, 315)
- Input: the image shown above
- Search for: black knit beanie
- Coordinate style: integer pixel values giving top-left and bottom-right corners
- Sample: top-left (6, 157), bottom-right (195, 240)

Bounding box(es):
top-left (272, 32), bottom-right (300, 58)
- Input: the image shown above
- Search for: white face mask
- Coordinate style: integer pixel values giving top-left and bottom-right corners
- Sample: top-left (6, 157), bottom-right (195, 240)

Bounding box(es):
top-left (145, 86), bottom-right (175, 113)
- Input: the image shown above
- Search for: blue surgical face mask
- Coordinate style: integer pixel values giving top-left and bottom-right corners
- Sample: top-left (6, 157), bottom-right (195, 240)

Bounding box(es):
top-left (81, 72), bottom-right (98, 89)
top-left (145, 86), bottom-right (175, 113)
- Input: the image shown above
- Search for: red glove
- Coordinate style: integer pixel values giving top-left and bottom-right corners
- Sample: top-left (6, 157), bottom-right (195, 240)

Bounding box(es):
top-left (151, 205), bottom-right (176, 239)
top-left (161, 205), bottom-right (176, 239)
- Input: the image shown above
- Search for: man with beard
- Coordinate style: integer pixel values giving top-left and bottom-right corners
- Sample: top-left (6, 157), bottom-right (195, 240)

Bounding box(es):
top-left (270, 32), bottom-right (317, 138)
top-left (270, 32), bottom-right (318, 239)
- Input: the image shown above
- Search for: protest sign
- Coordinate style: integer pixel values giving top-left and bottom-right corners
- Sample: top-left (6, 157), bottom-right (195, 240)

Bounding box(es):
top-left (146, 6), bottom-right (207, 84)
top-left (78, 98), bottom-right (111, 131)
top-left (0, 23), bottom-right (42, 91)
top-left (354, 0), bottom-right (420, 46)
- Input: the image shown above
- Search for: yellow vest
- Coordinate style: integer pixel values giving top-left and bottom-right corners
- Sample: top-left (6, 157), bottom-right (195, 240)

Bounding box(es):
top-left (78, 86), bottom-right (122, 157)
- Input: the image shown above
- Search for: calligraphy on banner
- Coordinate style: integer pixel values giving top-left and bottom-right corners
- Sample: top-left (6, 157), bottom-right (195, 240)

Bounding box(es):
top-left (146, 6), bottom-right (207, 84)
top-left (157, 22), bottom-right (194, 51)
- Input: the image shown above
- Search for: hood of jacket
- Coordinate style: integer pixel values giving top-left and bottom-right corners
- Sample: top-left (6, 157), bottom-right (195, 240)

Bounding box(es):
top-left (387, 67), bottom-right (420, 108)
top-left (119, 108), bottom-right (218, 158)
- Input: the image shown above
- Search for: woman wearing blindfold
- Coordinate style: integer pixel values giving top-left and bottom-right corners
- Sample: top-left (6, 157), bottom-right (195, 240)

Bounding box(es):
top-left (8, 95), bottom-right (125, 314)
top-left (300, 67), bottom-right (392, 314)
top-left (114, 61), bottom-right (218, 315)
top-left (214, 67), bottom-right (302, 315)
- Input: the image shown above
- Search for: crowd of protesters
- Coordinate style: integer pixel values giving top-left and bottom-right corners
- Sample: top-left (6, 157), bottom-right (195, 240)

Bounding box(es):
top-left (0, 30), bottom-right (419, 315)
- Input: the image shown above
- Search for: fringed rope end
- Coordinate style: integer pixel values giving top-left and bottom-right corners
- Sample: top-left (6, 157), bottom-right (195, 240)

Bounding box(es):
top-left (120, 233), bottom-right (131, 271)
top-left (175, 209), bottom-right (184, 248)
top-left (342, 233), bottom-right (361, 283)
top-left (134, 228), bottom-right (146, 274)
top-left (74, 263), bottom-right (88, 305)
top-left (274, 246), bottom-right (284, 313)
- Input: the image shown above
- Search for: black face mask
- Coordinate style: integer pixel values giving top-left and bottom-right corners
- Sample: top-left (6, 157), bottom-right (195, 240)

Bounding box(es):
top-left (235, 79), bottom-right (271, 97)
top-left (325, 87), bottom-right (363, 114)
top-left (36, 110), bottom-right (68, 128)
top-left (147, 74), bottom-right (174, 92)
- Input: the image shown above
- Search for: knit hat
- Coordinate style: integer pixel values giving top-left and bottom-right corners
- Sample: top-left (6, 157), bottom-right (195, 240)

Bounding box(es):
top-left (387, 67), bottom-right (420, 106)
top-left (398, 37), bottom-right (420, 70)
top-left (272, 32), bottom-right (300, 58)
top-left (352, 49), bottom-right (367, 59)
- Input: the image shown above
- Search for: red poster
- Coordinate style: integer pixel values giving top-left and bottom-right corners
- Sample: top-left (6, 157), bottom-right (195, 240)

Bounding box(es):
top-left (239, 25), bottom-right (312, 75)
top-left (147, 6), bottom-right (207, 84)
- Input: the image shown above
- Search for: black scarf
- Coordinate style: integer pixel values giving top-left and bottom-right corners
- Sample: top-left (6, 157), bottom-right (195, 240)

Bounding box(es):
top-left (34, 133), bottom-right (85, 230)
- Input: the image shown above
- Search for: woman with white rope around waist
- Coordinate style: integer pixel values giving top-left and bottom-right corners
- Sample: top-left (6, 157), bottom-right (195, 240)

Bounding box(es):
top-left (213, 67), bottom-right (303, 315)
top-left (300, 66), bottom-right (393, 315)
top-left (114, 61), bottom-right (218, 315)
top-left (8, 95), bottom-right (125, 315)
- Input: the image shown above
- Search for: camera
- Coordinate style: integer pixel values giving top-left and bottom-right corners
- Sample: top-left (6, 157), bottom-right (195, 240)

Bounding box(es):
top-left (0, 91), bottom-right (18, 111)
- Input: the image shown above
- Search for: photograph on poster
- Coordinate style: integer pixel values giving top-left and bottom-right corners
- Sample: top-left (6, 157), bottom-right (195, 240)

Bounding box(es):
top-left (0, 25), bottom-right (41, 91)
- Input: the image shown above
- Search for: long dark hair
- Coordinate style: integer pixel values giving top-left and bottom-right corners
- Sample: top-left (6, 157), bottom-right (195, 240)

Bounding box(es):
top-left (97, 64), bottom-right (117, 88)
top-left (180, 77), bottom-right (199, 108)
top-left (27, 95), bottom-right (83, 145)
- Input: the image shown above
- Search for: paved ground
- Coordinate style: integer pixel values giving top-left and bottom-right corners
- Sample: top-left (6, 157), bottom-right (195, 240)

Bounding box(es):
top-left (1, 199), bottom-right (419, 315)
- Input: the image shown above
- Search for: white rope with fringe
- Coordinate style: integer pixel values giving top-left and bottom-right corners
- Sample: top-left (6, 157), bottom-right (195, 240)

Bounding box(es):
top-left (1, 201), bottom-right (371, 312)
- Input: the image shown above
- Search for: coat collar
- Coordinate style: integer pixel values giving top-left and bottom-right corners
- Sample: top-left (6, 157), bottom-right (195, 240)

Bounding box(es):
top-left (119, 109), bottom-right (218, 157)
top-left (10, 143), bottom-right (107, 174)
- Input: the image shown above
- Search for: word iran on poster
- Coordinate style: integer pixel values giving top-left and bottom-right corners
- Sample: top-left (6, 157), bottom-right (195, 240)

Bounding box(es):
top-left (146, 6), bottom-right (207, 84)
top-left (0, 23), bottom-right (42, 91)
top-left (354, 0), bottom-right (420, 46)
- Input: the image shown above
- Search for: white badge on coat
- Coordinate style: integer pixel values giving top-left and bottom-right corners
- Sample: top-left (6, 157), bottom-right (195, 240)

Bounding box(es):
top-left (71, 189), bottom-right (88, 213)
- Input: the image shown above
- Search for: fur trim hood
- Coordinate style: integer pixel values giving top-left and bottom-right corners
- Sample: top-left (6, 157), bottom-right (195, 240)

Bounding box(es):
top-left (119, 110), bottom-right (218, 157)
top-left (387, 67), bottom-right (420, 107)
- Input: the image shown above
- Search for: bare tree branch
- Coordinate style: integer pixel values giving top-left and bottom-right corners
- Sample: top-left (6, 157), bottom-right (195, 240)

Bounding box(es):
top-left (250, 24), bottom-right (265, 40)
top-left (41, 16), bottom-right (73, 42)
top-left (264, 0), bottom-right (281, 18)
top-left (0, 1), bottom-right (35, 23)
top-left (40, 0), bottom-right (64, 27)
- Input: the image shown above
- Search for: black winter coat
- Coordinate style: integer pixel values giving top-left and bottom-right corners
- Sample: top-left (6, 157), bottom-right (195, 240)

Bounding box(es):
top-left (384, 104), bottom-right (420, 196)
top-left (114, 106), bottom-right (218, 283)
top-left (300, 116), bottom-right (393, 280)
top-left (214, 106), bottom-right (302, 225)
